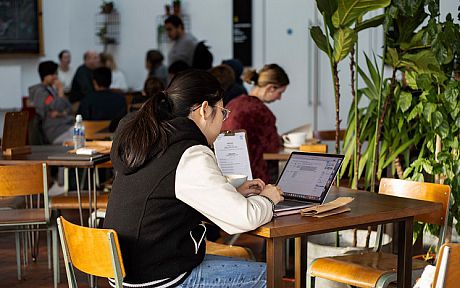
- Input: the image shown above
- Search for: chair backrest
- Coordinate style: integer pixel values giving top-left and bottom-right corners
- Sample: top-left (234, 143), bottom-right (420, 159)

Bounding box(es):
top-left (2, 111), bottom-right (29, 152)
top-left (0, 163), bottom-right (49, 222)
top-left (83, 120), bottom-right (111, 140)
top-left (432, 243), bottom-right (460, 287)
top-left (379, 178), bottom-right (450, 226)
top-left (57, 217), bottom-right (125, 288)
top-left (299, 144), bottom-right (328, 153)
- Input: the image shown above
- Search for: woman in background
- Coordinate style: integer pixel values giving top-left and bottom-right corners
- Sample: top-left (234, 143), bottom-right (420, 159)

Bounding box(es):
top-left (146, 49), bottom-right (168, 85)
top-left (100, 53), bottom-right (128, 92)
top-left (104, 69), bottom-right (283, 288)
top-left (222, 64), bottom-right (290, 183)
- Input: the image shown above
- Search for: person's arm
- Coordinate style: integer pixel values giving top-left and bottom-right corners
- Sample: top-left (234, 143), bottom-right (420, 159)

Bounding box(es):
top-left (175, 145), bottom-right (274, 234)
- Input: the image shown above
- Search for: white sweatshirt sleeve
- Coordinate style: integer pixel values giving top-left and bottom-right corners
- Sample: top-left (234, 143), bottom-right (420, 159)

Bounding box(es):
top-left (175, 145), bottom-right (273, 234)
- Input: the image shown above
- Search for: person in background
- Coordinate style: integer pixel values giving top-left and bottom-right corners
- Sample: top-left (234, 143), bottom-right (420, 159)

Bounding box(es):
top-left (222, 58), bottom-right (247, 104)
top-left (221, 64), bottom-right (290, 183)
top-left (130, 76), bottom-right (165, 112)
top-left (77, 67), bottom-right (127, 132)
top-left (168, 60), bottom-right (190, 83)
top-left (70, 50), bottom-right (100, 104)
top-left (164, 15), bottom-right (197, 66)
top-left (100, 52), bottom-right (128, 92)
top-left (146, 49), bottom-right (168, 85)
top-left (209, 64), bottom-right (236, 106)
top-left (28, 61), bottom-right (74, 144)
top-left (57, 50), bottom-right (74, 94)
top-left (104, 69), bottom-right (283, 287)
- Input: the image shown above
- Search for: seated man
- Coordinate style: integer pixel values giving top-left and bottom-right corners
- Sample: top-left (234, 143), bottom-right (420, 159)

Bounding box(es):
top-left (28, 61), bottom-right (74, 144)
top-left (77, 67), bottom-right (127, 131)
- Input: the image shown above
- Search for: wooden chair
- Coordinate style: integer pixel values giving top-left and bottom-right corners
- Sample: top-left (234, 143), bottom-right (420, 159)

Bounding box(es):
top-left (432, 243), bottom-right (460, 287)
top-left (308, 178), bottom-right (451, 288)
top-left (205, 240), bottom-right (255, 261)
top-left (0, 163), bottom-right (59, 287)
top-left (57, 216), bottom-right (125, 288)
top-left (2, 111), bottom-right (31, 155)
top-left (82, 120), bottom-right (111, 140)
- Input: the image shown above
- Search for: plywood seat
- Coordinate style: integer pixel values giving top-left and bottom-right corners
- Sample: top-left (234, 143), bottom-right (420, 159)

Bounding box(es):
top-left (310, 252), bottom-right (428, 288)
top-left (0, 208), bottom-right (47, 225)
top-left (205, 240), bottom-right (255, 261)
top-left (50, 193), bottom-right (109, 210)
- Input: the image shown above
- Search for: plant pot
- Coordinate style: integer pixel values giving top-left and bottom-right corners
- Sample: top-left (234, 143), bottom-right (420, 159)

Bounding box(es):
top-left (307, 229), bottom-right (392, 288)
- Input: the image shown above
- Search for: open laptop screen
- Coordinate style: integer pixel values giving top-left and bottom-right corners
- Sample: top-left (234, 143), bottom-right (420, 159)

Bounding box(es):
top-left (276, 152), bottom-right (344, 203)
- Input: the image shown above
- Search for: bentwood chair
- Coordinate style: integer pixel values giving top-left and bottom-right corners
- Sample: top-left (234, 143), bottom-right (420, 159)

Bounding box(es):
top-left (308, 178), bottom-right (451, 288)
top-left (0, 163), bottom-right (59, 287)
top-left (432, 243), bottom-right (460, 287)
top-left (57, 216), bottom-right (125, 288)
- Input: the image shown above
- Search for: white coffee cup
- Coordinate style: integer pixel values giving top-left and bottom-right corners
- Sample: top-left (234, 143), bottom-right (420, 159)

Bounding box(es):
top-left (282, 132), bottom-right (307, 146)
top-left (226, 174), bottom-right (248, 188)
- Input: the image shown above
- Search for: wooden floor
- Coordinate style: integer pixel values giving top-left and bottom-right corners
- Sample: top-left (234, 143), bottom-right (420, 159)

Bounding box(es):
top-left (0, 220), bottom-right (294, 288)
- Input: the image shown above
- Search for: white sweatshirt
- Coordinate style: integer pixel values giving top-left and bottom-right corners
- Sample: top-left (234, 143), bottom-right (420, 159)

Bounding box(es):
top-left (175, 145), bottom-right (273, 234)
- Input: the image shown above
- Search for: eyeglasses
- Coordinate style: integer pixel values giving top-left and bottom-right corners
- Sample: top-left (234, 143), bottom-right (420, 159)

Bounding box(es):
top-left (215, 105), bottom-right (231, 121)
top-left (191, 104), bottom-right (231, 121)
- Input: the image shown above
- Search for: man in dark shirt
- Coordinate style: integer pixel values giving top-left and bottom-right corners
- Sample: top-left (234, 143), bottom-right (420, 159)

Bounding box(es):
top-left (77, 67), bottom-right (127, 131)
top-left (70, 50), bottom-right (100, 103)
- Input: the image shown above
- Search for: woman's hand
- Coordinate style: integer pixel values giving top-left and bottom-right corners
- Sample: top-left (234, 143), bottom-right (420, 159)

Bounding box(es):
top-left (259, 184), bottom-right (284, 205)
top-left (237, 179), bottom-right (266, 197)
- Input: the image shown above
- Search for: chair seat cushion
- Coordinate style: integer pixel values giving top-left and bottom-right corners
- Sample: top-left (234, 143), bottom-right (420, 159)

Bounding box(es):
top-left (310, 252), bottom-right (428, 287)
top-left (0, 208), bottom-right (47, 226)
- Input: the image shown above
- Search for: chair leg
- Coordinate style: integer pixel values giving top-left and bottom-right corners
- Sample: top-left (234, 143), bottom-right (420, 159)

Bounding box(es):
top-left (307, 274), bottom-right (315, 288)
top-left (47, 230), bottom-right (52, 270)
top-left (52, 225), bottom-right (59, 287)
top-left (15, 232), bottom-right (22, 280)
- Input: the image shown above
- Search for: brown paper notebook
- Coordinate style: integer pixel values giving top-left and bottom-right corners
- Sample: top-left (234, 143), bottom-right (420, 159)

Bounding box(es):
top-left (301, 197), bottom-right (354, 217)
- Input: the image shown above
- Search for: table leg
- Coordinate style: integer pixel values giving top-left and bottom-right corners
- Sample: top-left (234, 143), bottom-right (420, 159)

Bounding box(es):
top-left (397, 218), bottom-right (413, 288)
top-left (75, 168), bottom-right (83, 226)
top-left (266, 237), bottom-right (285, 288)
top-left (295, 236), bottom-right (307, 288)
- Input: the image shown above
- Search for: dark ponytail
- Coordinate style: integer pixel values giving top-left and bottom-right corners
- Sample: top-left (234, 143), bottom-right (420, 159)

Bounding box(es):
top-left (116, 69), bottom-right (223, 169)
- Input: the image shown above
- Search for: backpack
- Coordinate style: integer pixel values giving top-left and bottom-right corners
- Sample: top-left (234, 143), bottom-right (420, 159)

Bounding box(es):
top-left (192, 41), bottom-right (213, 70)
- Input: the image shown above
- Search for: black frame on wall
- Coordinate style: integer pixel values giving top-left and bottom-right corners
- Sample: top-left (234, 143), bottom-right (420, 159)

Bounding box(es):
top-left (0, 0), bottom-right (43, 55)
top-left (233, 0), bottom-right (252, 66)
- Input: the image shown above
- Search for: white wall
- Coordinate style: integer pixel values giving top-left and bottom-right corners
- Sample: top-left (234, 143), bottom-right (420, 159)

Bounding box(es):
top-left (0, 0), bottom-right (458, 135)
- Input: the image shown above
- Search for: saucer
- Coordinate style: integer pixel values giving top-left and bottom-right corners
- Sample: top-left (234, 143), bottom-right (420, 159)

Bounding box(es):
top-left (283, 142), bottom-right (301, 149)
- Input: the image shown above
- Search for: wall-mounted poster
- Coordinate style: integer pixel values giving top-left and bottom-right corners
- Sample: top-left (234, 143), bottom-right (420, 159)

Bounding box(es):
top-left (0, 0), bottom-right (43, 54)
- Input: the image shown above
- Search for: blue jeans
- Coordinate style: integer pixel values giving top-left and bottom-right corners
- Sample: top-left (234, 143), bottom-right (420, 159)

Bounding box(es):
top-left (177, 254), bottom-right (267, 287)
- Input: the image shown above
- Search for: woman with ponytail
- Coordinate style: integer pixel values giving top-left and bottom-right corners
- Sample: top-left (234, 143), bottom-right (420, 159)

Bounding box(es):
top-left (222, 64), bottom-right (290, 183)
top-left (103, 70), bottom-right (284, 288)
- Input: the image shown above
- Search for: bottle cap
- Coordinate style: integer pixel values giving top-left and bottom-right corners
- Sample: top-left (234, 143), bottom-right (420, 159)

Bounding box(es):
top-left (76, 114), bottom-right (82, 122)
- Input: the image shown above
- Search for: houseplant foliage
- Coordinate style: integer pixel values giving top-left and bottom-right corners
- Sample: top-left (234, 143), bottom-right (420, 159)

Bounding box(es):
top-left (310, 0), bottom-right (391, 156)
top-left (340, 0), bottom-right (460, 238)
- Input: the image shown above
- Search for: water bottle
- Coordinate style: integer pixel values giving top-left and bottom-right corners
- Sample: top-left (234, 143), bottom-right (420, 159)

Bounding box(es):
top-left (73, 114), bottom-right (86, 149)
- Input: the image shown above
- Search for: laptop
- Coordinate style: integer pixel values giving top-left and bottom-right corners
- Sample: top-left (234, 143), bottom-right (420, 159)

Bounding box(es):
top-left (273, 152), bottom-right (344, 217)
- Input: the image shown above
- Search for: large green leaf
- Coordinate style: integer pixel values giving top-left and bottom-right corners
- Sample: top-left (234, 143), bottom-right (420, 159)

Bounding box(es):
top-left (399, 91), bottom-right (412, 113)
top-left (355, 14), bottom-right (385, 32)
top-left (401, 49), bottom-right (441, 74)
top-left (317, 0), bottom-right (338, 33)
top-left (333, 28), bottom-right (357, 62)
top-left (310, 26), bottom-right (331, 55)
top-left (332, 0), bottom-right (390, 28)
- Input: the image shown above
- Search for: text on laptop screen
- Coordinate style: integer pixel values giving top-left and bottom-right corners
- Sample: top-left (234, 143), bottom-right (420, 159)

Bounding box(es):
top-left (277, 153), bottom-right (342, 201)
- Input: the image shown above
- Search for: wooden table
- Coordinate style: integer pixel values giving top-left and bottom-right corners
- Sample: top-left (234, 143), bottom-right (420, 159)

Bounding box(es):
top-left (0, 145), bottom-right (110, 226)
top-left (250, 186), bottom-right (442, 288)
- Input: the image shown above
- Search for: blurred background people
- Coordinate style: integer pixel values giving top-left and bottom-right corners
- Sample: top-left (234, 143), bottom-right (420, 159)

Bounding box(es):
top-left (100, 52), bottom-right (128, 92)
top-left (164, 15), bottom-right (197, 66)
top-left (77, 67), bottom-right (127, 132)
top-left (57, 50), bottom-right (74, 94)
top-left (146, 49), bottom-right (167, 85)
top-left (28, 61), bottom-right (73, 144)
top-left (70, 50), bottom-right (100, 104)
top-left (222, 64), bottom-right (290, 183)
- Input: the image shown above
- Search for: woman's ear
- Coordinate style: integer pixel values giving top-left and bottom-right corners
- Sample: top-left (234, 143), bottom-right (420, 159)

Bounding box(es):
top-left (199, 101), bottom-right (210, 119)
